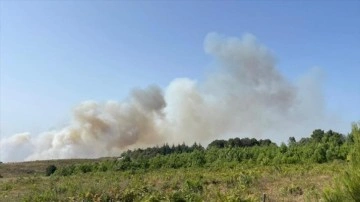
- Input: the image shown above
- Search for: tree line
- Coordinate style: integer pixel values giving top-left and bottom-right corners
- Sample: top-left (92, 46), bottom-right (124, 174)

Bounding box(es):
top-left (48, 127), bottom-right (356, 177)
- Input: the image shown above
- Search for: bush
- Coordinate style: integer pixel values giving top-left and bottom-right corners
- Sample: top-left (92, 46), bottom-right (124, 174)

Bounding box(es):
top-left (76, 164), bottom-right (93, 173)
top-left (55, 165), bottom-right (77, 176)
top-left (45, 165), bottom-right (57, 176)
top-left (323, 122), bottom-right (360, 201)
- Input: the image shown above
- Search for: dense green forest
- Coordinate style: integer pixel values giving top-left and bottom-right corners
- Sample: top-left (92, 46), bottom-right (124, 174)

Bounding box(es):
top-left (53, 128), bottom-right (352, 176)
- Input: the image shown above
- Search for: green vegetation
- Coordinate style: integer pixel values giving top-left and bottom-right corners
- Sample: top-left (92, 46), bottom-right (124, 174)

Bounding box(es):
top-left (0, 126), bottom-right (358, 201)
top-left (323, 122), bottom-right (360, 202)
top-left (45, 165), bottom-right (57, 176)
top-left (0, 162), bottom-right (344, 201)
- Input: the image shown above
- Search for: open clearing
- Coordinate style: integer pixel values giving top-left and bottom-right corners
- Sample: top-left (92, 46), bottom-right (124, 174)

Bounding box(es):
top-left (0, 159), bottom-right (344, 201)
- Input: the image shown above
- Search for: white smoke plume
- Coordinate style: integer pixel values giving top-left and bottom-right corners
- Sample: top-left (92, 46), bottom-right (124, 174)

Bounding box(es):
top-left (0, 33), bottom-right (337, 162)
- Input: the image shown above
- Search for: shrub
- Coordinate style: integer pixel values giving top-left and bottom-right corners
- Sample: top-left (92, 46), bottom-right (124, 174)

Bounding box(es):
top-left (323, 122), bottom-right (360, 201)
top-left (56, 165), bottom-right (76, 176)
top-left (169, 191), bottom-right (187, 202)
top-left (45, 165), bottom-right (57, 176)
top-left (77, 164), bottom-right (93, 173)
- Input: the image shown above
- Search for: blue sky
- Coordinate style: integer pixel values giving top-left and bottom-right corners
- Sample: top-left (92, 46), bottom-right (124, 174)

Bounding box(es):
top-left (1, 1), bottom-right (359, 138)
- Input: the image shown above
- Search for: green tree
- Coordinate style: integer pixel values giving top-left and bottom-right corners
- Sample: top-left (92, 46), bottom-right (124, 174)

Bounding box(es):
top-left (311, 129), bottom-right (325, 142)
top-left (288, 137), bottom-right (296, 146)
top-left (280, 143), bottom-right (287, 154)
top-left (323, 122), bottom-right (360, 201)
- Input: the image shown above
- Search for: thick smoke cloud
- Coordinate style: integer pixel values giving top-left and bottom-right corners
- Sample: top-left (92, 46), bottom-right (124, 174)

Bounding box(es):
top-left (0, 33), bottom-right (335, 162)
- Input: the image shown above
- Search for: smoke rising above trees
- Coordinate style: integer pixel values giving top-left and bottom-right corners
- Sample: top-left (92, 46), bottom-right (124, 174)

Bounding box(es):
top-left (0, 33), bottom-right (340, 162)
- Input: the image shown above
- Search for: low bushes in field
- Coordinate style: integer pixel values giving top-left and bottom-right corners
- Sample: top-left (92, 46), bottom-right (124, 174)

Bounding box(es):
top-left (52, 128), bottom-right (353, 178)
top-left (45, 165), bottom-right (57, 176)
top-left (323, 123), bottom-right (360, 202)
top-left (5, 126), bottom-right (356, 201)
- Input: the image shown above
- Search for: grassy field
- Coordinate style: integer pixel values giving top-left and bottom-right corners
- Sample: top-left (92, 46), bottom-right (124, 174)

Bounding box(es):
top-left (0, 159), bottom-right (345, 201)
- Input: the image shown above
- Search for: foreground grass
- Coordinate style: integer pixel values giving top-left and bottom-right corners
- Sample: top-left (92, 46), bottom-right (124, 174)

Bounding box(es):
top-left (0, 160), bottom-right (345, 201)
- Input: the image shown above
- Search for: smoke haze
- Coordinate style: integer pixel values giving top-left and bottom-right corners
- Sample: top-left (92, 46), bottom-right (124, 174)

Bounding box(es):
top-left (0, 33), bottom-right (338, 162)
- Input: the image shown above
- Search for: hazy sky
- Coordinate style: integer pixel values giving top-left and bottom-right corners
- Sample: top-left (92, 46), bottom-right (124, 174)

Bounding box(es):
top-left (1, 1), bottom-right (359, 139)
